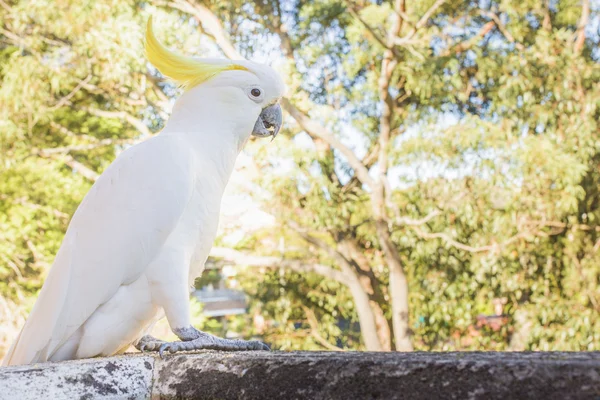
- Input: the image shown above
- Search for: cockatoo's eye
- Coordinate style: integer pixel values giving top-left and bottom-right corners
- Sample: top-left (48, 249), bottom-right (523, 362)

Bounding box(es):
top-left (246, 86), bottom-right (264, 103)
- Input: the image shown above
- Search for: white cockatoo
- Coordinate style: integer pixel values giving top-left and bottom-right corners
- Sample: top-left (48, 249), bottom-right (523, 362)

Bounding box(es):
top-left (2, 17), bottom-right (284, 366)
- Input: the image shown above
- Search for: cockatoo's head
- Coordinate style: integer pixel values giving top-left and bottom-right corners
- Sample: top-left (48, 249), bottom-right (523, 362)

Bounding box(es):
top-left (145, 17), bottom-right (285, 140)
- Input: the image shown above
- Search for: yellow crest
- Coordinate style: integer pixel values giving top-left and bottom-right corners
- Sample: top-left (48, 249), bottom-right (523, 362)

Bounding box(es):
top-left (145, 16), bottom-right (248, 90)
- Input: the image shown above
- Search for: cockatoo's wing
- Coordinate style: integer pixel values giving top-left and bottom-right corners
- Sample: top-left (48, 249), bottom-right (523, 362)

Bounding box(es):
top-left (3, 135), bottom-right (195, 366)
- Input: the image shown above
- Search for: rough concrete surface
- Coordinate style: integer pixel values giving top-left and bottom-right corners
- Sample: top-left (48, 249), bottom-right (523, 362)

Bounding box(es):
top-left (0, 351), bottom-right (599, 400)
top-left (0, 354), bottom-right (153, 400)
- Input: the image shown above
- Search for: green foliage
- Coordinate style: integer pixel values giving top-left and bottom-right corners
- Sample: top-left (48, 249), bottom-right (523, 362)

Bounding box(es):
top-left (233, 0), bottom-right (600, 351)
top-left (238, 267), bottom-right (361, 350)
top-left (1, 0), bottom-right (598, 356)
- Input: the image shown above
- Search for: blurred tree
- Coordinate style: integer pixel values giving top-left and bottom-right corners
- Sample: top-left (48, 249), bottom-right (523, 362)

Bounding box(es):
top-left (169, 0), bottom-right (599, 351)
top-left (1, 0), bottom-right (598, 356)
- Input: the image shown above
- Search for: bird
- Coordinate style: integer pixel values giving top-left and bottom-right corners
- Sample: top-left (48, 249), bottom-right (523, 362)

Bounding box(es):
top-left (2, 16), bottom-right (284, 366)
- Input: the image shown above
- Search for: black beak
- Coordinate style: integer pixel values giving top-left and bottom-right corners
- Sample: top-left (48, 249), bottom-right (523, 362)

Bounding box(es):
top-left (252, 103), bottom-right (283, 139)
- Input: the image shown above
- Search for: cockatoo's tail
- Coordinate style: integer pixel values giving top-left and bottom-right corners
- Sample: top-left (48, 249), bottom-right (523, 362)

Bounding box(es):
top-left (3, 17), bottom-right (285, 366)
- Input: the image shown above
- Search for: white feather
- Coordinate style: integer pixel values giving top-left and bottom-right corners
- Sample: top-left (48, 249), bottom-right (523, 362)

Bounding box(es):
top-left (3, 136), bottom-right (194, 365)
top-left (3, 59), bottom-right (285, 366)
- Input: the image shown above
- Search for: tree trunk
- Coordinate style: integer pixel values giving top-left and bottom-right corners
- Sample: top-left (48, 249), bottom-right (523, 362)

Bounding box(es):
top-left (346, 277), bottom-right (383, 351)
top-left (388, 258), bottom-right (413, 351)
top-left (340, 240), bottom-right (392, 350)
top-left (371, 300), bottom-right (392, 351)
top-left (371, 0), bottom-right (412, 352)
top-left (375, 220), bottom-right (413, 351)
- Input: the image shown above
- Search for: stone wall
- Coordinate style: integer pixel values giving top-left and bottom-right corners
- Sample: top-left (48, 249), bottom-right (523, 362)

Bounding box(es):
top-left (1, 351), bottom-right (599, 399)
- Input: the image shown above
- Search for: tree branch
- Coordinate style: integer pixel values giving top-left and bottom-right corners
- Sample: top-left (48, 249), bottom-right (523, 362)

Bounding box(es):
top-left (0, 27), bottom-right (26, 48)
top-left (440, 21), bottom-right (496, 56)
top-left (524, 219), bottom-right (600, 233)
top-left (412, 227), bottom-right (529, 253)
top-left (348, 6), bottom-right (397, 55)
top-left (166, 0), bottom-right (244, 59)
top-left (377, 60), bottom-right (397, 187)
top-left (286, 224), bottom-right (386, 351)
top-left (209, 247), bottom-right (350, 286)
top-left (542, 0), bottom-right (552, 31)
top-left (281, 98), bottom-right (376, 189)
top-left (574, 0), bottom-right (590, 54)
top-left (60, 155), bottom-right (100, 181)
top-left (0, 0), bottom-right (12, 12)
top-left (480, 11), bottom-right (525, 51)
top-left (374, 14), bottom-right (400, 220)
top-left (35, 137), bottom-right (141, 155)
top-left (48, 75), bottom-right (92, 111)
top-left (85, 108), bottom-right (152, 137)
top-left (414, 0), bottom-right (447, 31)
top-left (395, 209), bottom-right (441, 226)
top-left (377, 0), bottom-right (403, 181)
top-left (288, 221), bottom-right (354, 267)
top-left (252, 0), bottom-right (295, 60)
top-left (342, 142), bottom-right (380, 193)
top-left (302, 306), bottom-right (344, 351)
top-left (394, 0), bottom-right (447, 46)
top-left (50, 121), bottom-right (98, 143)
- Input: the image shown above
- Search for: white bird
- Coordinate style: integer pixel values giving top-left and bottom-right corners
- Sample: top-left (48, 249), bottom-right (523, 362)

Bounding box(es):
top-left (3, 17), bottom-right (284, 366)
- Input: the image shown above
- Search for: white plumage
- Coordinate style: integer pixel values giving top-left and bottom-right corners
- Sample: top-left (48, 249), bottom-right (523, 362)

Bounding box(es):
top-left (3, 18), bottom-right (284, 366)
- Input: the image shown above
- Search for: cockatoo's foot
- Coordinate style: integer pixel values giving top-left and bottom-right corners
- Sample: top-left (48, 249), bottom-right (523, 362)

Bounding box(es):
top-left (153, 326), bottom-right (269, 358)
top-left (134, 334), bottom-right (167, 352)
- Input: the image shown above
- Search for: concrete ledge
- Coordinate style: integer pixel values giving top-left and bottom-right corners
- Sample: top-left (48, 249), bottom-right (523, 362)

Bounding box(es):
top-left (1, 352), bottom-right (599, 399)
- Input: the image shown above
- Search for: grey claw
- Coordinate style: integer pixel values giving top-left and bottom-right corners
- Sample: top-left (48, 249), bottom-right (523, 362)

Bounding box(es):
top-left (248, 341), bottom-right (270, 351)
top-left (140, 344), bottom-right (148, 352)
top-left (158, 343), bottom-right (169, 359)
